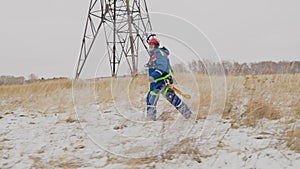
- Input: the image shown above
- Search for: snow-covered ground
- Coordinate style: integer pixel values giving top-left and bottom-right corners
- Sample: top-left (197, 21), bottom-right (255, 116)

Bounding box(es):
top-left (1, 75), bottom-right (300, 168)
top-left (1, 104), bottom-right (299, 168)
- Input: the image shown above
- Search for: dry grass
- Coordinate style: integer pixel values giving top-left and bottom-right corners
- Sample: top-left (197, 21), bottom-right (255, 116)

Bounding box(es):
top-left (287, 126), bottom-right (300, 153)
top-left (103, 137), bottom-right (200, 167)
top-left (1, 74), bottom-right (299, 121)
top-left (29, 156), bottom-right (48, 169)
top-left (1, 73), bottom-right (299, 153)
top-left (157, 111), bottom-right (175, 121)
top-left (0, 78), bottom-right (72, 97)
top-left (163, 137), bottom-right (200, 161)
top-left (48, 156), bottom-right (87, 169)
top-left (29, 155), bottom-right (87, 169)
top-left (241, 102), bottom-right (280, 127)
top-left (1, 74), bottom-right (299, 117)
top-left (0, 79), bottom-right (73, 113)
top-left (102, 155), bottom-right (157, 168)
top-left (222, 74), bottom-right (300, 128)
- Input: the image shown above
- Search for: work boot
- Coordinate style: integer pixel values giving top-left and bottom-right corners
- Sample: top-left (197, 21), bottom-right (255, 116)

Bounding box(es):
top-left (146, 106), bottom-right (157, 121)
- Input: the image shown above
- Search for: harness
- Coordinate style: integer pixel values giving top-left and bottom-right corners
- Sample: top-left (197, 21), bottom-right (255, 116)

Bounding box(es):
top-left (148, 49), bottom-right (173, 96)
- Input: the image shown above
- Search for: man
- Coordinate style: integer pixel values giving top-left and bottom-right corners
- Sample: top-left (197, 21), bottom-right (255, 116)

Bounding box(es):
top-left (146, 37), bottom-right (192, 121)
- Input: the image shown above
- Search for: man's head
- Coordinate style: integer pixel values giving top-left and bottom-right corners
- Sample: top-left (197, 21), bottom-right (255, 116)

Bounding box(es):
top-left (148, 38), bottom-right (160, 50)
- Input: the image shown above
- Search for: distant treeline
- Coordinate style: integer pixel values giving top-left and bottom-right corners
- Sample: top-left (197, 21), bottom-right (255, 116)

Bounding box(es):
top-left (1, 61), bottom-right (299, 85)
top-left (173, 60), bottom-right (300, 75)
top-left (0, 76), bottom-right (25, 85)
top-left (0, 75), bottom-right (68, 85)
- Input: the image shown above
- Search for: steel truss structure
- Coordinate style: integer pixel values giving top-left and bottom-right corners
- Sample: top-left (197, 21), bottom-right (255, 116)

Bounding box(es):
top-left (75, 0), bottom-right (152, 78)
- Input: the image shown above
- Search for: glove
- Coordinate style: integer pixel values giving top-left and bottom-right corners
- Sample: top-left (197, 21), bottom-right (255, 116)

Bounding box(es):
top-left (149, 76), bottom-right (155, 83)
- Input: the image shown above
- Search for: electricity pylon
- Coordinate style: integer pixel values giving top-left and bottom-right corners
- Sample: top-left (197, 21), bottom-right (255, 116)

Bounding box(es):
top-left (75, 0), bottom-right (152, 78)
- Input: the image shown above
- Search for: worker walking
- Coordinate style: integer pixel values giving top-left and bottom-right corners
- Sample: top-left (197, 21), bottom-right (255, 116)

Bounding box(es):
top-left (146, 37), bottom-right (192, 121)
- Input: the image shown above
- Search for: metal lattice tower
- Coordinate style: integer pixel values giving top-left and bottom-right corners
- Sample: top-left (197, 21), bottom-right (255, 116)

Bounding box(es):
top-left (75, 0), bottom-right (152, 78)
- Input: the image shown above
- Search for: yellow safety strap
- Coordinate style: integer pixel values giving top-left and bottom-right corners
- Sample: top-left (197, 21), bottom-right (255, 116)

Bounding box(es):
top-left (159, 49), bottom-right (174, 73)
top-left (160, 50), bottom-right (165, 56)
top-left (163, 86), bottom-right (169, 95)
top-left (150, 91), bottom-right (159, 96)
top-left (154, 73), bottom-right (171, 83)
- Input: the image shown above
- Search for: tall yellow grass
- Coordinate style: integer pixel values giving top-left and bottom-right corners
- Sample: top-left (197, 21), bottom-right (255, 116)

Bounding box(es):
top-left (0, 74), bottom-right (299, 152)
top-left (0, 79), bottom-right (73, 113)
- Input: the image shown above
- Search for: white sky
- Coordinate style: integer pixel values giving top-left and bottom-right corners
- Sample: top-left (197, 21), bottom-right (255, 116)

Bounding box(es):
top-left (0, 0), bottom-right (299, 78)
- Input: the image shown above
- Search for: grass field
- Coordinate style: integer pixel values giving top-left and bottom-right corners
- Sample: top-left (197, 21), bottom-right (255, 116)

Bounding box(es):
top-left (1, 73), bottom-right (299, 154)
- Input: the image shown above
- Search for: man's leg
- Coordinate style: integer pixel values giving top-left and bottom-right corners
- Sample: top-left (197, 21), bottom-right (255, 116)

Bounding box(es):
top-left (146, 89), bottom-right (160, 121)
top-left (163, 88), bottom-right (192, 119)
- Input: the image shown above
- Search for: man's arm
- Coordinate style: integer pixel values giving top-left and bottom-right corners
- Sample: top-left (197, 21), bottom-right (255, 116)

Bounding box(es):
top-left (150, 52), bottom-right (168, 79)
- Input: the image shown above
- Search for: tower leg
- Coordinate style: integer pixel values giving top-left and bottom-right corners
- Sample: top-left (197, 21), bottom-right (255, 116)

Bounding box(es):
top-left (75, 0), bottom-right (152, 78)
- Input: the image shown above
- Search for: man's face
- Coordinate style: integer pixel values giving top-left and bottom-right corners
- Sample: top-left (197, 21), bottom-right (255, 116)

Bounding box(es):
top-left (149, 43), bottom-right (155, 51)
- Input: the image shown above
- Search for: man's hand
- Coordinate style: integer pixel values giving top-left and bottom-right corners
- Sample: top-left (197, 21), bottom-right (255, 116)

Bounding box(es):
top-left (149, 76), bottom-right (155, 83)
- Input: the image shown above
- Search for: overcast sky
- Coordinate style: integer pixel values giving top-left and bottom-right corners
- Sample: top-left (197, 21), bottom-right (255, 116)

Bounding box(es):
top-left (0, 0), bottom-right (299, 78)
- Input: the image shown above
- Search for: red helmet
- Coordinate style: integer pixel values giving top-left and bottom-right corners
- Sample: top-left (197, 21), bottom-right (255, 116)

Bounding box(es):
top-left (148, 38), bottom-right (160, 46)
